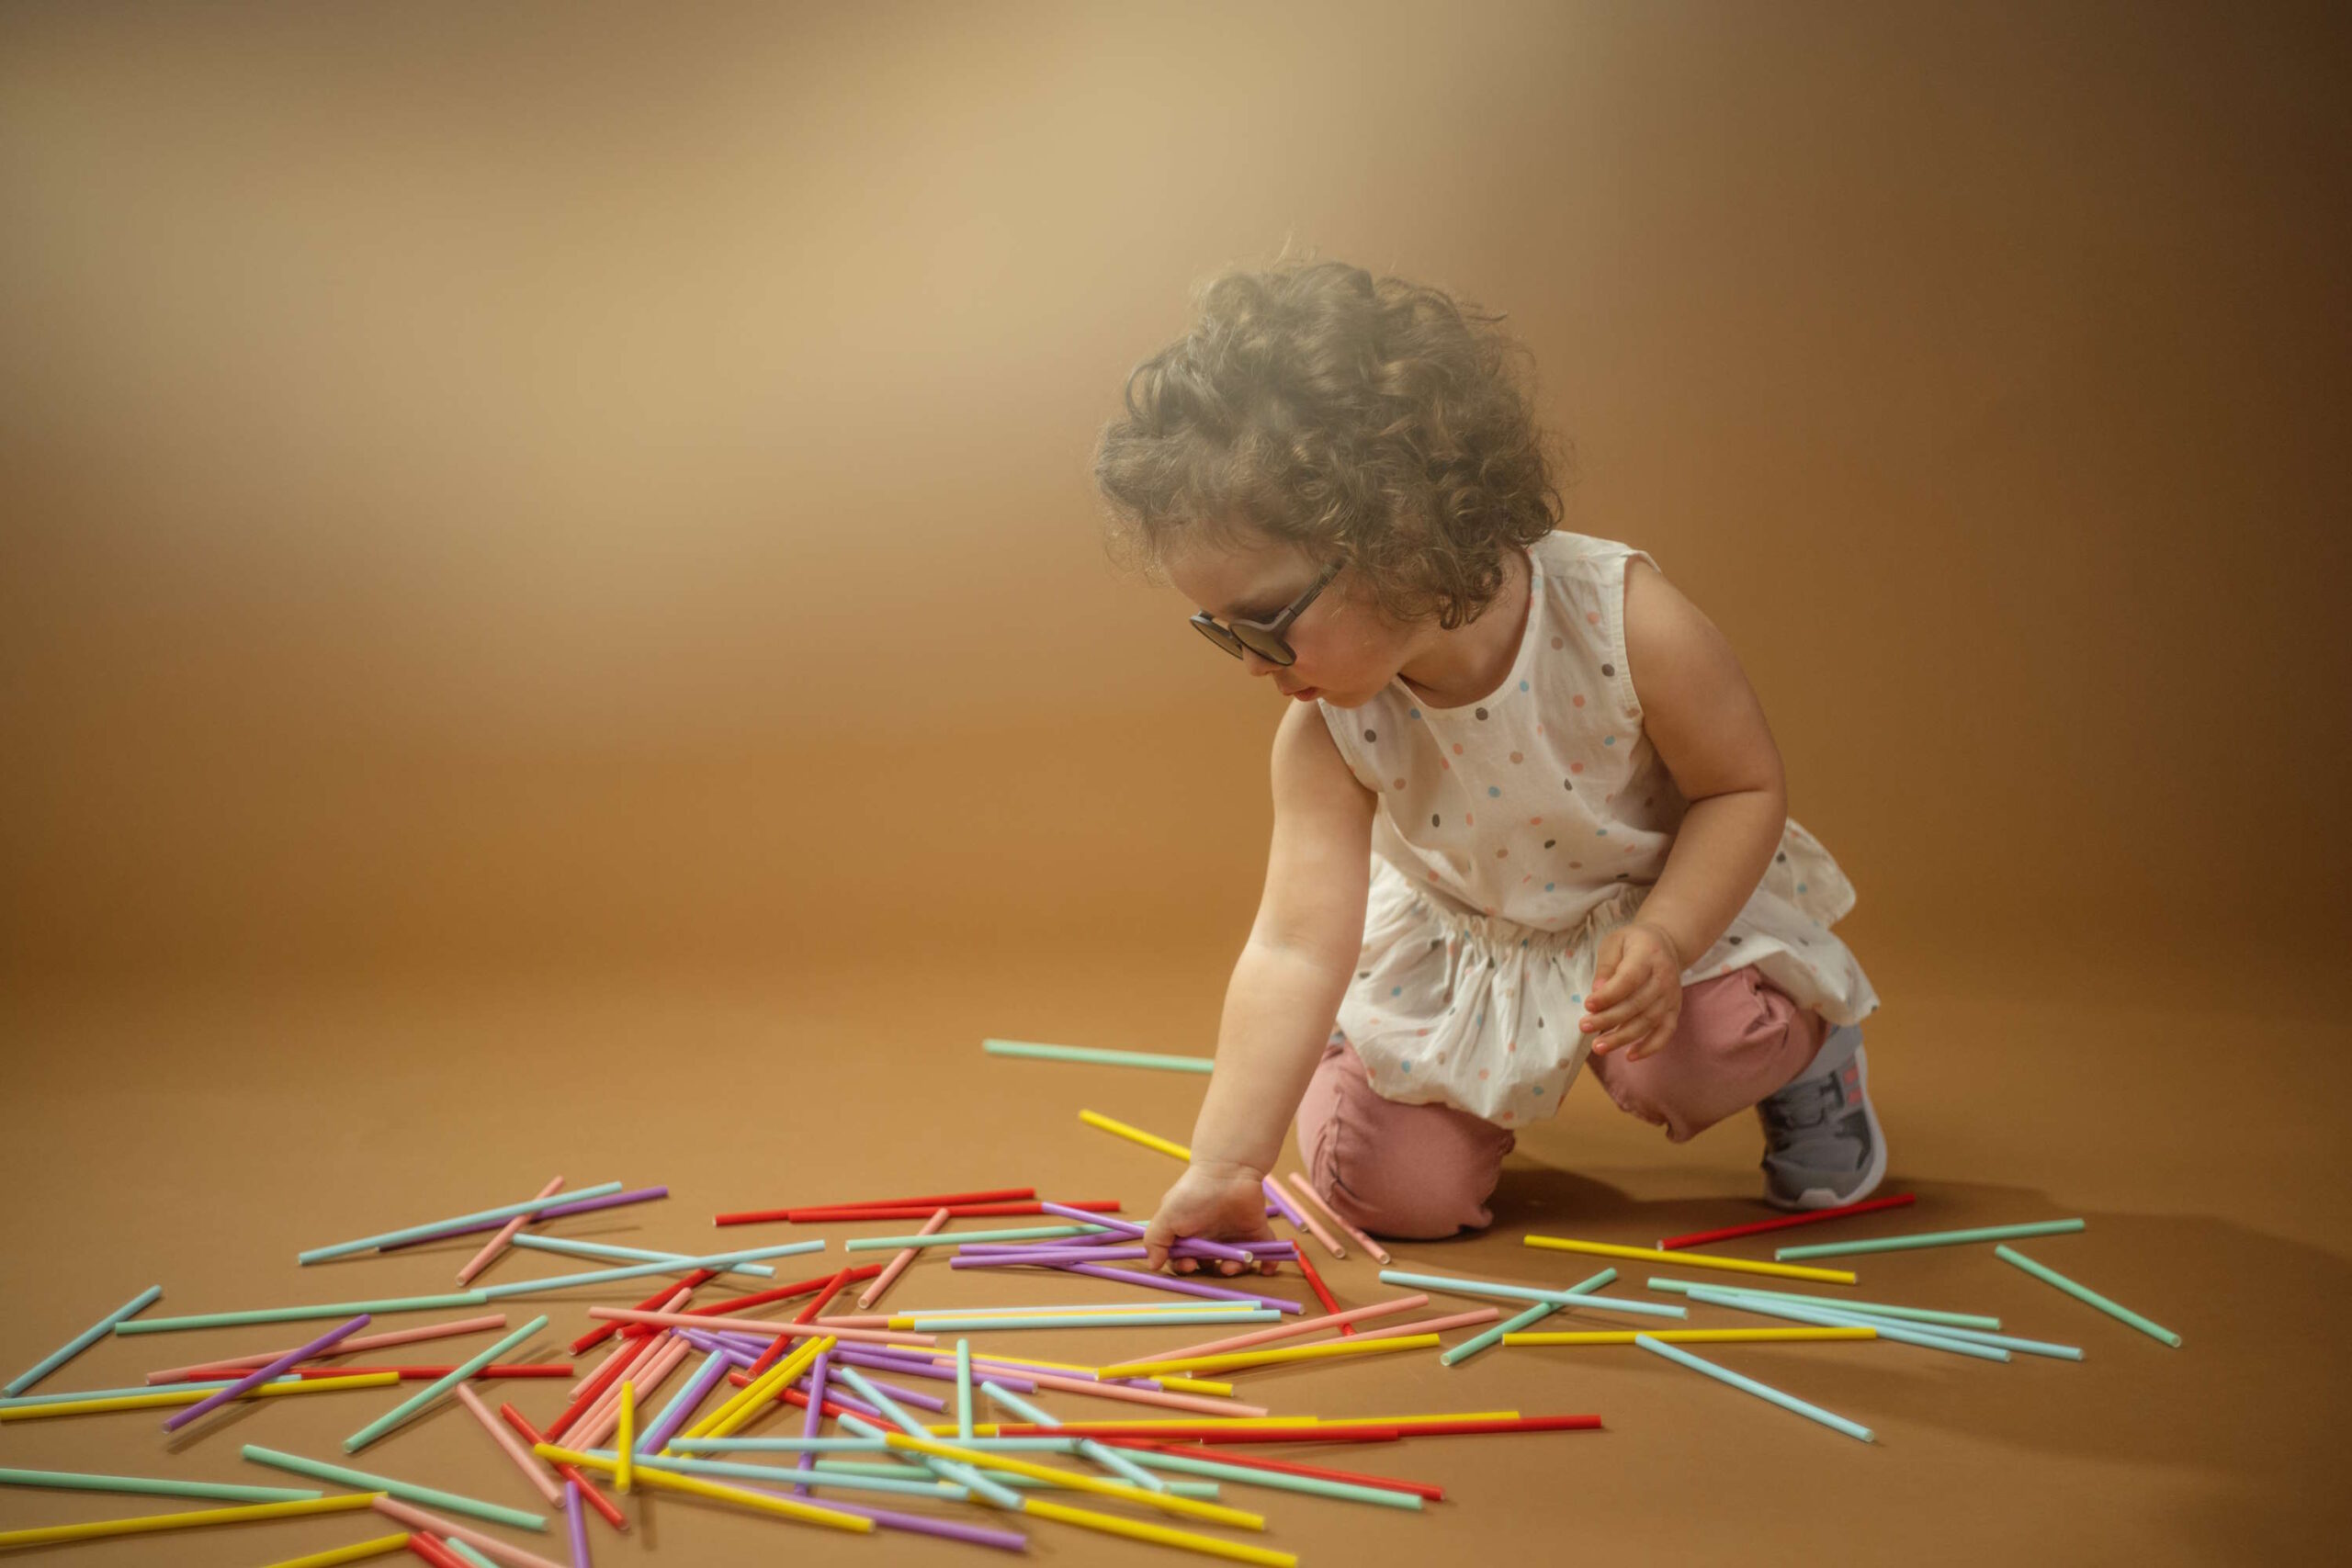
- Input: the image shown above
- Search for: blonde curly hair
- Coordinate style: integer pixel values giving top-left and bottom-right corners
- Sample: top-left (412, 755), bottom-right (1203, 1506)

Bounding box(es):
top-left (1092, 258), bottom-right (1568, 630)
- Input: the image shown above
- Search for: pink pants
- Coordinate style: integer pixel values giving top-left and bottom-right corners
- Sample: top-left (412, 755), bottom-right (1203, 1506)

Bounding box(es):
top-left (1296, 965), bottom-right (1830, 1240)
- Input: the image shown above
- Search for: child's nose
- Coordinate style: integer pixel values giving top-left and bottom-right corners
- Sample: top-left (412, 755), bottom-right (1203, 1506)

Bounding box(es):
top-left (1238, 649), bottom-right (1282, 677)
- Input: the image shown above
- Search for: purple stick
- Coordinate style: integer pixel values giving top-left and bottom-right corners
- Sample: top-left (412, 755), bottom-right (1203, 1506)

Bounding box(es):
top-left (952, 1247), bottom-right (1151, 1268)
top-left (1053, 1260), bottom-right (1303, 1313)
top-left (563, 1479), bottom-right (589, 1568)
top-left (791, 1348), bottom-right (831, 1490)
top-left (1041, 1202), bottom-right (1146, 1235)
top-left (379, 1187), bottom-right (671, 1251)
top-left (637, 1348), bottom-right (735, 1455)
top-left (830, 1347), bottom-right (1038, 1394)
top-left (729, 1478), bottom-right (1026, 1551)
top-left (162, 1313), bottom-right (370, 1431)
top-left (1262, 1176), bottom-right (1309, 1227)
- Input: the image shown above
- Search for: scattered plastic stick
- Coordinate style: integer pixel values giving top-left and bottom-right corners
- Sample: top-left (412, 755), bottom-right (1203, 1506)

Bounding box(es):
top-left (476, 1244), bottom-right (823, 1300)
top-left (241, 1445), bottom-right (548, 1531)
top-left (1657, 1192), bottom-right (1917, 1249)
top-left (1119, 1293), bottom-right (1432, 1368)
top-left (255, 1534), bottom-right (414, 1567)
top-left (1276, 1188), bottom-right (1346, 1259)
top-left (1109, 1333), bottom-right (1442, 1378)
top-left (1290, 1250), bottom-right (1351, 1335)
top-left (117, 1293), bottom-right (493, 1336)
top-left (1634, 1334), bottom-right (1873, 1442)
top-left (300, 1184), bottom-right (625, 1264)
top-left (0, 1372), bottom-right (397, 1421)
top-left (458, 1176), bottom-right (563, 1285)
top-left (0, 1490), bottom-right (381, 1552)
top-left (894, 1311), bottom-right (1282, 1332)
top-left (151, 1314), bottom-right (514, 1382)
top-left (1380, 1267), bottom-right (1685, 1318)
top-left (165, 1313), bottom-right (372, 1432)
top-left (1678, 1287), bottom-right (2007, 1361)
top-left (1997, 1246), bottom-right (2181, 1348)
top-left (561, 1480), bottom-right (589, 1568)
top-left (1443, 1299), bottom-right (1560, 1366)
top-left (718, 1189), bottom-right (1035, 1226)
top-left (5, 1285), bottom-right (163, 1395)
top-left (1775, 1218), bottom-right (2085, 1261)
top-left (848, 1224), bottom-right (1104, 1251)
top-left (781, 1201), bottom-right (1120, 1223)
top-left (368, 1495), bottom-right (575, 1568)
top-left (0, 1465), bottom-right (322, 1505)
top-left (509, 1234), bottom-right (778, 1279)
top-left (571, 1275), bottom-right (716, 1355)
top-left (496, 1404), bottom-right (625, 1531)
top-left (984, 1038), bottom-right (1215, 1073)
top-left (381, 1188), bottom-right (668, 1252)
top-left (526, 1446), bottom-right (872, 1535)
top-left (1285, 1175), bottom-right (1392, 1264)
top-left (1078, 1110), bottom-right (1193, 1161)
top-left (345, 1316), bottom-right (552, 1452)
top-left (452, 1384), bottom-right (562, 1506)
top-left (1645, 1277), bottom-right (2000, 1330)
top-left (1505, 1327), bottom-right (1877, 1347)
top-left (1524, 1235), bottom-right (1857, 1283)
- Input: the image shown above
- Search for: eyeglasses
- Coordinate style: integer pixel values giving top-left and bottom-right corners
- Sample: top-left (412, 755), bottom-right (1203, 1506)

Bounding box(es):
top-left (1189, 560), bottom-right (1340, 667)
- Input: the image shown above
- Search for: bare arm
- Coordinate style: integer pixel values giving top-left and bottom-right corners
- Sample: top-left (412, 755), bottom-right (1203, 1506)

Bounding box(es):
top-left (1144, 698), bottom-right (1375, 1270)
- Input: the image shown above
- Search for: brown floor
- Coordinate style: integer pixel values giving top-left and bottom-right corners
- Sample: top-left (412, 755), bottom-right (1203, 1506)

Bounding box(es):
top-left (2, 933), bottom-right (2347, 1565)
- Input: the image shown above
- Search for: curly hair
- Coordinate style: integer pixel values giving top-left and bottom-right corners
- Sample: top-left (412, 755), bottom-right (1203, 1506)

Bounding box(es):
top-left (1092, 257), bottom-right (1568, 630)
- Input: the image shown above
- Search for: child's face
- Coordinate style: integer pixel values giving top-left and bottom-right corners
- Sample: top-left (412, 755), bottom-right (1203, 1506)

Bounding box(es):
top-left (1162, 531), bottom-right (1414, 708)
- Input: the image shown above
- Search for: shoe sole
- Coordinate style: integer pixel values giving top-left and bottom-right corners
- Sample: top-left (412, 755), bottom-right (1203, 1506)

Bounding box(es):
top-left (1765, 1037), bottom-right (1888, 1213)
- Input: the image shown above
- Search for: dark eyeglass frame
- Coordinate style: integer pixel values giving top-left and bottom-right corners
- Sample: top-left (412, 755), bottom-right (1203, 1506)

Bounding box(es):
top-left (1189, 560), bottom-right (1341, 667)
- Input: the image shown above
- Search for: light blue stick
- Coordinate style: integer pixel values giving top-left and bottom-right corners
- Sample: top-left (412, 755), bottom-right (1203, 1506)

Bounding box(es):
top-left (980, 1380), bottom-right (1166, 1493)
top-left (640, 1452), bottom-right (961, 1499)
top-left (1673, 1282), bottom-right (2077, 1359)
top-left (673, 1436), bottom-right (1078, 1453)
top-left (299, 1183), bottom-right (625, 1264)
top-left (115, 1292), bottom-right (491, 1336)
top-left (1442, 1269), bottom-right (1614, 1366)
top-left (1775, 1218), bottom-right (2085, 1261)
top-left (808, 1459), bottom-right (1221, 1499)
top-left (443, 1540), bottom-right (502, 1568)
top-left (476, 1244), bottom-right (823, 1301)
top-left (897, 1311), bottom-right (1282, 1332)
top-left (6, 1287), bottom-right (163, 1394)
top-left (343, 1315), bottom-right (550, 1451)
top-left (1646, 1276), bottom-right (2002, 1330)
top-left (509, 1234), bottom-right (775, 1279)
top-left (834, 1403), bottom-right (1023, 1508)
top-left (983, 1039), bottom-right (1215, 1074)
top-left (3, 1378), bottom-right (248, 1410)
top-left (1682, 1286), bottom-right (2009, 1362)
top-left (1635, 1334), bottom-right (1873, 1443)
top-left (1997, 1246), bottom-right (2181, 1348)
top-left (0, 1466), bottom-right (321, 1505)
top-left (1380, 1268), bottom-right (1684, 1319)
top-left (242, 1444), bottom-right (547, 1530)
top-left (1120, 1448), bottom-right (1423, 1511)
top-left (955, 1340), bottom-right (974, 1441)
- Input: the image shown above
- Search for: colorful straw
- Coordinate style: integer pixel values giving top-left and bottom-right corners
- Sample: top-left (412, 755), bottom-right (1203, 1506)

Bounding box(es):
top-left (299, 1183), bottom-right (625, 1264)
top-left (1997, 1246), bottom-right (2181, 1348)
top-left (240, 1446), bottom-right (548, 1531)
top-left (345, 1315), bottom-right (552, 1451)
top-left (0, 1465), bottom-right (322, 1504)
top-left (1379, 1268), bottom-right (1686, 1318)
top-left (1656, 1192), bottom-right (1917, 1250)
top-left (0, 1491), bottom-right (382, 1553)
top-left (1634, 1334), bottom-right (1873, 1442)
top-left (254, 1535), bottom-right (415, 1567)
top-left (1440, 1269), bottom-right (1611, 1366)
top-left (6, 1285), bottom-right (163, 1393)
top-left (1285, 1175), bottom-right (1392, 1265)
top-left (984, 1038), bottom-right (1215, 1073)
top-left (164, 1312), bottom-right (371, 1432)
top-left (1774, 1218), bottom-right (2086, 1261)
top-left (384, 1187), bottom-right (668, 1251)
top-left (116, 1292), bottom-right (493, 1335)
top-left (458, 1176), bottom-right (563, 1284)
top-left (0, 1372), bottom-right (397, 1421)
top-left (1645, 1277), bottom-right (2001, 1330)
top-left (1078, 1109), bottom-right (1193, 1161)
top-left (453, 1383), bottom-right (563, 1505)
top-left (508, 1234), bottom-right (779, 1278)
top-left (368, 1495), bottom-right (575, 1568)
top-left (147, 1314), bottom-right (514, 1383)
top-left (1524, 1235), bottom-right (1858, 1283)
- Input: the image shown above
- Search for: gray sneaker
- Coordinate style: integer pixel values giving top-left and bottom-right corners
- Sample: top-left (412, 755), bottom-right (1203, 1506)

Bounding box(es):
top-left (1756, 1024), bottom-right (1886, 1211)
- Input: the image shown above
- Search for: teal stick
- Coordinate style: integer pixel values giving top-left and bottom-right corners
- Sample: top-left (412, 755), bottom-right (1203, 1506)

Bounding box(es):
top-left (507, 1234), bottom-right (775, 1279)
top-left (1646, 1277), bottom-right (2002, 1330)
top-left (116, 1292), bottom-right (492, 1336)
top-left (1379, 1268), bottom-right (1683, 1319)
top-left (6, 1287), bottom-right (163, 1395)
top-left (1634, 1334), bottom-right (1874, 1443)
top-left (807, 1459), bottom-right (1221, 1499)
top-left (673, 1437), bottom-right (1078, 1453)
top-left (834, 1404), bottom-right (1024, 1507)
top-left (645, 1453), bottom-right (961, 1499)
top-left (899, 1311), bottom-right (1281, 1332)
top-left (1682, 1286), bottom-right (2009, 1362)
top-left (4, 1378), bottom-right (247, 1410)
top-left (0, 1466), bottom-right (322, 1505)
top-left (1667, 1282), bottom-right (2076, 1359)
top-left (1996, 1246), bottom-right (2181, 1348)
top-left (476, 1243), bottom-right (823, 1301)
top-left (1775, 1218), bottom-right (2085, 1261)
top-left (443, 1540), bottom-right (502, 1568)
top-left (299, 1182), bottom-right (625, 1264)
top-left (1442, 1268), bottom-right (1611, 1366)
top-left (1119, 1446), bottom-right (1424, 1510)
top-left (979, 1380), bottom-right (1167, 1493)
top-left (955, 1340), bottom-right (974, 1441)
top-left (242, 1444), bottom-right (547, 1530)
top-left (845, 1224), bottom-right (1106, 1251)
top-left (343, 1315), bottom-right (550, 1451)
top-left (983, 1039), bottom-right (1215, 1074)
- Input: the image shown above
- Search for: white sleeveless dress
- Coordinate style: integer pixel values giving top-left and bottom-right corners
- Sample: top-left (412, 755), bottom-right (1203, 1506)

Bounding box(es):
top-left (1317, 529), bottom-right (1879, 1126)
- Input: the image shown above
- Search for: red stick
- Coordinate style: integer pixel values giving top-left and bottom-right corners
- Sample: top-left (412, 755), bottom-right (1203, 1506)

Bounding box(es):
top-left (1290, 1251), bottom-right (1351, 1335)
top-left (1294, 1415), bottom-right (1602, 1439)
top-left (1109, 1439), bottom-right (1444, 1500)
top-left (1656, 1192), bottom-right (1918, 1250)
top-left (715, 1189), bottom-right (1035, 1225)
top-left (497, 1402), bottom-right (627, 1531)
top-left (405, 1534), bottom-right (467, 1568)
top-left (290, 1364), bottom-right (572, 1380)
top-left (674, 1264), bottom-right (884, 1322)
top-left (772, 1201), bottom-right (1123, 1224)
top-left (547, 1333), bottom-right (654, 1439)
top-left (571, 1270), bottom-right (718, 1354)
top-left (989, 1422), bottom-right (1403, 1444)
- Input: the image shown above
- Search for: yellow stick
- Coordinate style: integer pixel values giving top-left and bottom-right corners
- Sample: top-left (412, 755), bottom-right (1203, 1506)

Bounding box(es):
top-left (1078, 1109), bottom-right (1193, 1162)
top-left (1023, 1496), bottom-right (1297, 1568)
top-left (881, 1432), bottom-right (1264, 1530)
top-left (939, 1409), bottom-right (1522, 1437)
top-left (0, 1373), bottom-right (399, 1422)
top-left (1107, 1335), bottom-right (1441, 1378)
top-left (1503, 1327), bottom-right (1878, 1346)
top-left (1523, 1235), bottom-right (1860, 1284)
top-left (615, 1382), bottom-right (635, 1494)
top-left (0, 1491), bottom-right (380, 1551)
top-left (880, 1347), bottom-right (1234, 1395)
top-left (255, 1534), bottom-right (414, 1568)
top-left (532, 1442), bottom-right (870, 1533)
top-left (696, 1336), bottom-right (831, 1445)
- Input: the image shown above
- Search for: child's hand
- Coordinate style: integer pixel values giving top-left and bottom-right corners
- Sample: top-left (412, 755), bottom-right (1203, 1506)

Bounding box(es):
top-left (1143, 1160), bottom-right (1282, 1277)
top-left (1582, 919), bottom-right (1686, 1059)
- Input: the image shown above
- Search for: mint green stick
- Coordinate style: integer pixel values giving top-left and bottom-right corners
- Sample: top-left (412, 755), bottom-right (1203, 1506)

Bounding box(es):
top-left (845, 1224), bottom-right (1105, 1250)
top-left (1121, 1447), bottom-right (1425, 1510)
top-left (1636, 1334), bottom-right (1873, 1443)
top-left (343, 1314), bottom-right (550, 1451)
top-left (1442, 1269), bottom-right (1611, 1366)
top-left (983, 1039), bottom-right (1215, 1074)
top-left (1646, 1277), bottom-right (2003, 1330)
top-left (241, 1445), bottom-right (546, 1530)
top-left (1996, 1246), bottom-right (2181, 1348)
top-left (1775, 1218), bottom-right (2085, 1260)
top-left (899, 1311), bottom-right (1281, 1331)
top-left (115, 1292), bottom-right (492, 1335)
top-left (0, 1466), bottom-right (322, 1505)
top-left (443, 1540), bottom-right (502, 1568)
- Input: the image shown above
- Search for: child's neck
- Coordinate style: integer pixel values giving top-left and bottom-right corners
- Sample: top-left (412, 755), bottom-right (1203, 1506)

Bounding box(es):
top-left (1393, 545), bottom-right (1532, 709)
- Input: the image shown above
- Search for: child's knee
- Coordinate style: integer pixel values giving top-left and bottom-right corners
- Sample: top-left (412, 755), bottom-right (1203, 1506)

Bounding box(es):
top-left (1307, 1119), bottom-right (1507, 1240)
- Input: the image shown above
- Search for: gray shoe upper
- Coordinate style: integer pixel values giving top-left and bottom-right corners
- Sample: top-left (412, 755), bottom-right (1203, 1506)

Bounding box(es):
top-left (1756, 1025), bottom-right (1883, 1210)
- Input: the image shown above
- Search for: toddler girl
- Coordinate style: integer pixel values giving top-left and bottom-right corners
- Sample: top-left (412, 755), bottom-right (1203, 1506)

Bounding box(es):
top-left (1091, 260), bottom-right (1883, 1274)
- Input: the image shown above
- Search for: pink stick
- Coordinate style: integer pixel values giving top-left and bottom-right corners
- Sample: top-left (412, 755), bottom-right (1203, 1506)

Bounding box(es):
top-left (1287, 1172), bottom-right (1392, 1264)
top-left (881, 1350), bottom-right (1268, 1417)
top-left (573, 1334), bottom-right (689, 1450)
top-left (144, 1314), bottom-right (511, 1384)
top-left (458, 1175), bottom-right (563, 1286)
top-left (1278, 1188), bottom-right (1348, 1260)
top-left (587, 1307), bottom-right (936, 1348)
top-left (453, 1382), bottom-right (563, 1505)
top-left (1342, 1307), bottom-right (1501, 1341)
top-left (370, 1495), bottom-right (570, 1568)
top-left (1133, 1293), bottom-right (1433, 1363)
top-left (856, 1206), bottom-right (951, 1309)
top-left (810, 1314), bottom-right (894, 1329)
